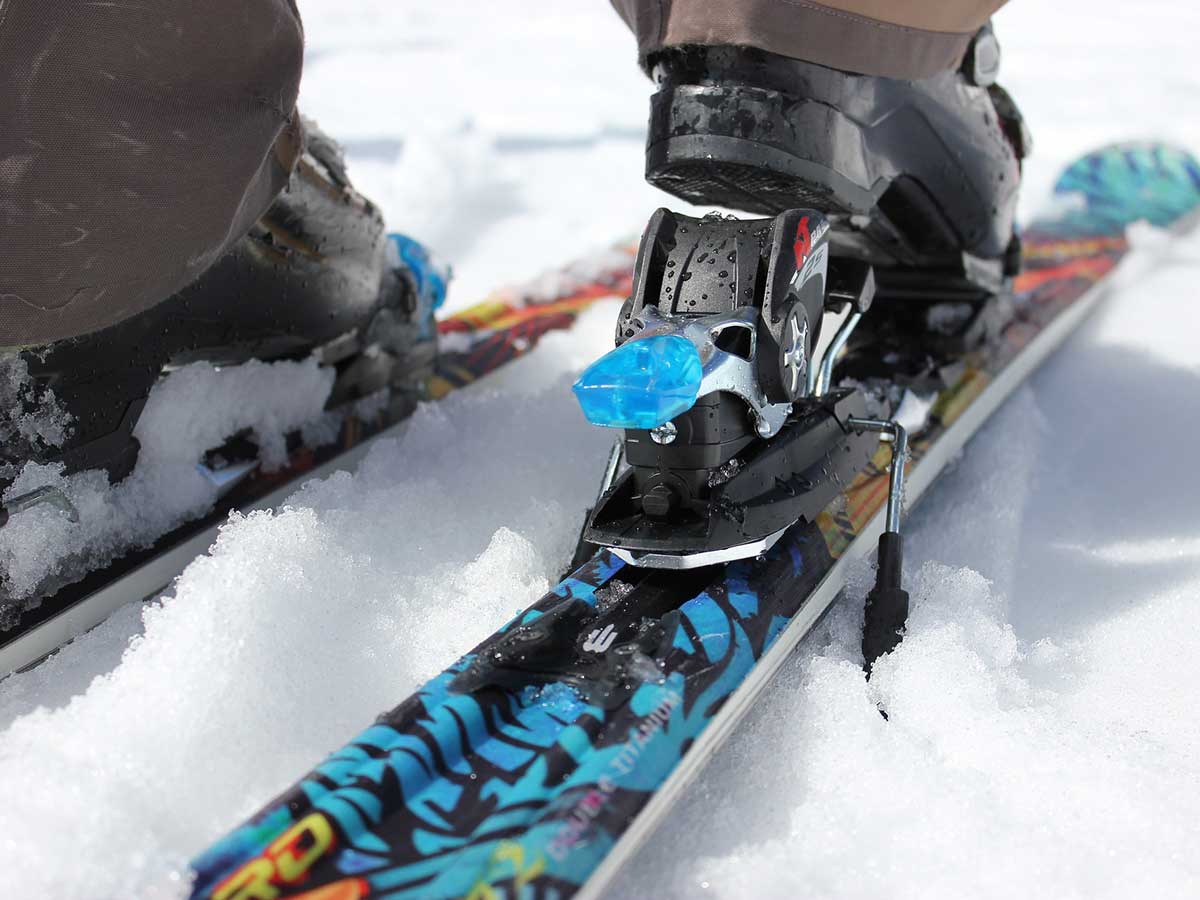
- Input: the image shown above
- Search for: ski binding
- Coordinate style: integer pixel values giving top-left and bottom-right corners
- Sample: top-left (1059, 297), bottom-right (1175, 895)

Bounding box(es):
top-left (573, 208), bottom-right (895, 570)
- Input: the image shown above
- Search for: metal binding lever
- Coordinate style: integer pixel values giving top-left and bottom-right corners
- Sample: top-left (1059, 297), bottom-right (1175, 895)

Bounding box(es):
top-left (846, 417), bottom-right (909, 674)
top-left (811, 261), bottom-right (875, 397)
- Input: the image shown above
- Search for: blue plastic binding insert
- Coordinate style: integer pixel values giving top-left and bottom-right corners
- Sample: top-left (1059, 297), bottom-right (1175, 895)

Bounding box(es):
top-left (572, 334), bottom-right (702, 429)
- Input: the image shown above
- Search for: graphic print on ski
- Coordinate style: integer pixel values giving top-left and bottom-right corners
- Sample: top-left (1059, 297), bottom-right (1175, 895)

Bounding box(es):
top-left (189, 144), bottom-right (1200, 900)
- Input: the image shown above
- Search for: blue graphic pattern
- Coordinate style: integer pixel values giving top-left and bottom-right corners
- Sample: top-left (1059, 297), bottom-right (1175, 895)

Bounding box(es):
top-left (1047, 143), bottom-right (1200, 236)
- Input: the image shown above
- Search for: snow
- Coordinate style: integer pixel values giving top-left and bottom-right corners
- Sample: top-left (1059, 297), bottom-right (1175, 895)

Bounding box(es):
top-left (0, 1), bottom-right (1199, 898)
top-left (0, 355), bottom-right (72, 467)
top-left (0, 359), bottom-right (334, 604)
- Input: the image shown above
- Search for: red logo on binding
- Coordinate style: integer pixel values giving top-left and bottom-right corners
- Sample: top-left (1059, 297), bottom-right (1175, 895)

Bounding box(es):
top-left (793, 217), bottom-right (812, 268)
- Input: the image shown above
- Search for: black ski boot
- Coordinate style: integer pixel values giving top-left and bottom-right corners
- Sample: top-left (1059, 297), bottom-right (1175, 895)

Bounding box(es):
top-left (643, 26), bottom-right (1030, 304)
top-left (0, 121), bottom-right (441, 490)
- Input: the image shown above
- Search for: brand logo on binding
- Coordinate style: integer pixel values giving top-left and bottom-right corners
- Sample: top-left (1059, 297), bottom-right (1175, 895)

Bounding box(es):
top-left (582, 624), bottom-right (617, 653)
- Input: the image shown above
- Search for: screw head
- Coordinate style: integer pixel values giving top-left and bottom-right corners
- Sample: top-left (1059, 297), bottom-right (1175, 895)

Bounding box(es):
top-left (650, 421), bottom-right (678, 445)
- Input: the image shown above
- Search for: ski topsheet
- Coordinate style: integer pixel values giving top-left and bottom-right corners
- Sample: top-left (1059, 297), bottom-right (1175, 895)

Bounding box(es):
top-left (190, 144), bottom-right (1200, 900)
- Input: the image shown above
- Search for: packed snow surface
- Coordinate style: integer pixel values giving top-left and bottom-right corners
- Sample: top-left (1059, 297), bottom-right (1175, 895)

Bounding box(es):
top-left (1, 1), bottom-right (1199, 898)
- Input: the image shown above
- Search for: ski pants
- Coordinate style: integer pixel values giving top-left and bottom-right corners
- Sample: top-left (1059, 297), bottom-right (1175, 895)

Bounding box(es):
top-left (0, 1), bottom-right (304, 348)
top-left (0, 0), bottom-right (1007, 349)
top-left (610, 0), bottom-right (1011, 80)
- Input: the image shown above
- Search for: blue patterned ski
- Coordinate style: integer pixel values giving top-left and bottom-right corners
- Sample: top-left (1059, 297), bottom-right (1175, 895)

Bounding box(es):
top-left (190, 143), bottom-right (1200, 900)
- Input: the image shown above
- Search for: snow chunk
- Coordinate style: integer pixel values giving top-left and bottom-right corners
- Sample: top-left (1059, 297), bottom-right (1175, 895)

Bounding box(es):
top-left (135, 359), bottom-right (334, 471)
top-left (0, 358), bottom-right (335, 605)
top-left (0, 355), bottom-right (72, 474)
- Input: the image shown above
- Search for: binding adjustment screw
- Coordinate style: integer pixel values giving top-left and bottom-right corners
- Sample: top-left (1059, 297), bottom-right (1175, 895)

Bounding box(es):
top-left (651, 421), bottom-right (678, 445)
top-left (642, 484), bottom-right (676, 518)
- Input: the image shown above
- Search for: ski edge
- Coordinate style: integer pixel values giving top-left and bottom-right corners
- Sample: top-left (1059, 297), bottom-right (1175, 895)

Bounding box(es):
top-left (574, 238), bottom-right (1128, 900)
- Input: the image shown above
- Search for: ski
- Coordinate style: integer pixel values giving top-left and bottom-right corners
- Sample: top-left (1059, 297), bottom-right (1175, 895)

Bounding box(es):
top-left (190, 143), bottom-right (1200, 900)
top-left (0, 243), bottom-right (634, 676)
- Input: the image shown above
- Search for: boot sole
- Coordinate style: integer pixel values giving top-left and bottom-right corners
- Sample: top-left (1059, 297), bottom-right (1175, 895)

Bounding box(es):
top-left (645, 84), bottom-right (882, 217)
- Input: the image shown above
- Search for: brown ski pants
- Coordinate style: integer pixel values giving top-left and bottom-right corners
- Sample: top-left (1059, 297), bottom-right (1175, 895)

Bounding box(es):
top-left (0, 1), bottom-right (304, 348)
top-left (0, 1), bottom-right (1007, 348)
top-left (610, 0), bottom-right (1010, 79)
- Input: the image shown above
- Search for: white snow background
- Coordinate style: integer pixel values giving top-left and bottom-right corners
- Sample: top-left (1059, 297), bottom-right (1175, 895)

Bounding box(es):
top-left (1, 1), bottom-right (1199, 897)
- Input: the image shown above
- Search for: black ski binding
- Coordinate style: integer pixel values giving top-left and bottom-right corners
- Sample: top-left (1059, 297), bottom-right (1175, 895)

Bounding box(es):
top-left (572, 208), bottom-right (880, 569)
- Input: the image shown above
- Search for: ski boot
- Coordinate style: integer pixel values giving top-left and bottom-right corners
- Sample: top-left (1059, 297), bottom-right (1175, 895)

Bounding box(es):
top-left (0, 120), bottom-right (443, 494)
top-left (643, 26), bottom-right (1030, 373)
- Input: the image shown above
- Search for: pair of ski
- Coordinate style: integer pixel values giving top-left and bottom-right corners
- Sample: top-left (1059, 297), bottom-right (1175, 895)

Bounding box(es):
top-left (190, 143), bottom-right (1200, 900)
